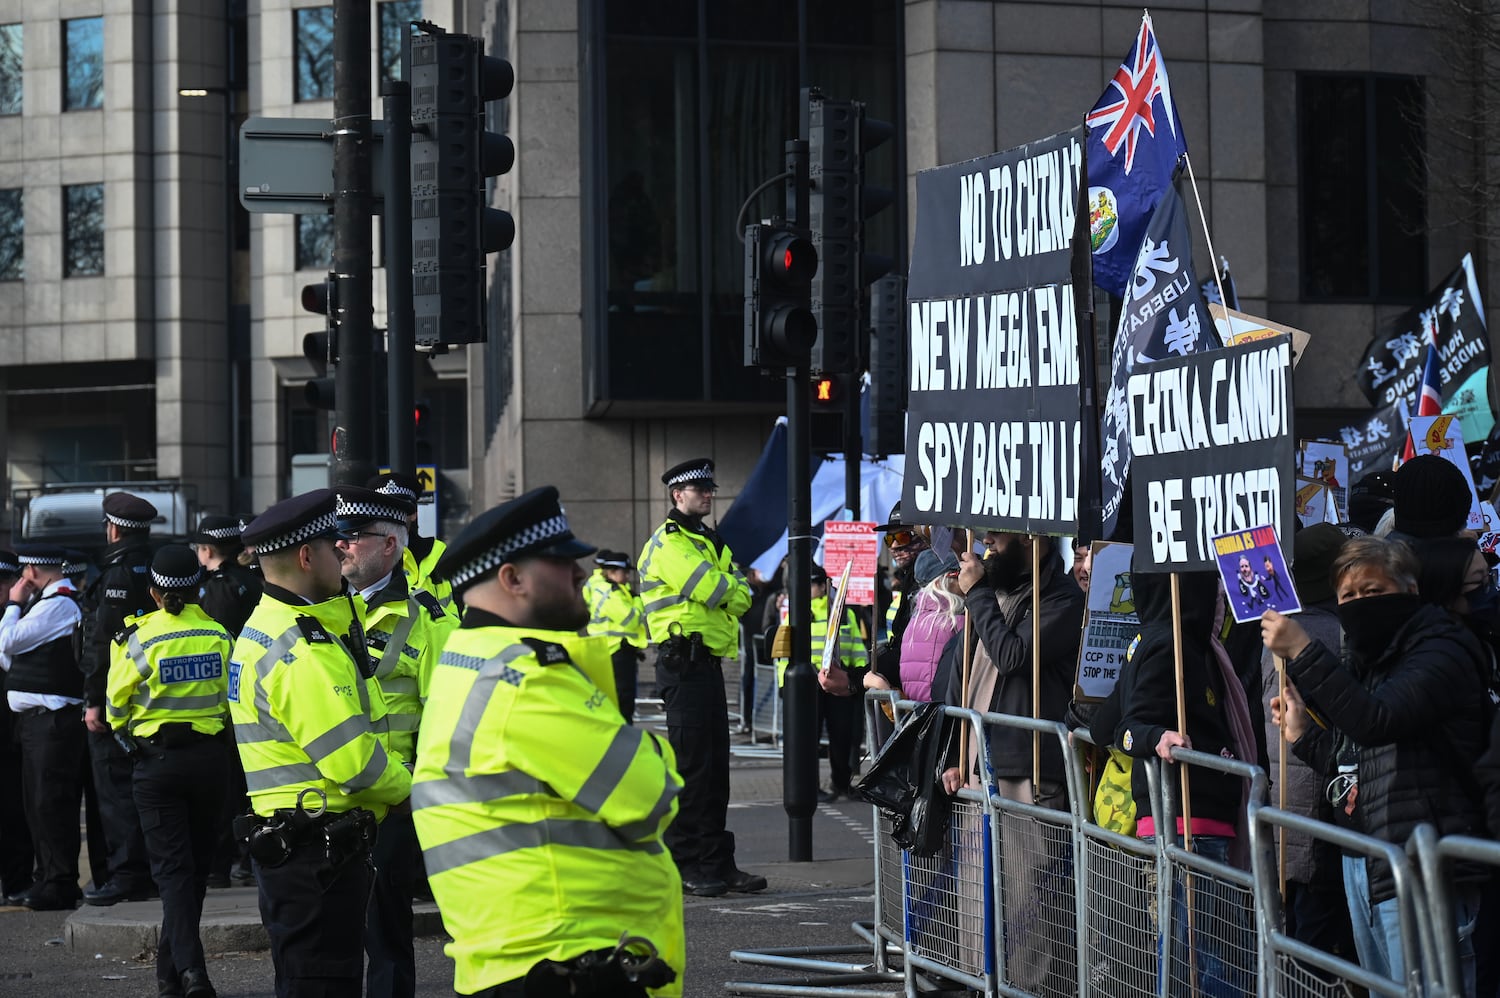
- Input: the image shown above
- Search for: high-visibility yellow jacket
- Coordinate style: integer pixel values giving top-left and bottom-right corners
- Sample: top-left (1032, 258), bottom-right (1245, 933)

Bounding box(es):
top-left (404, 539), bottom-right (454, 616)
top-left (582, 569), bottom-right (647, 649)
top-left (105, 604), bottom-right (232, 739)
top-left (357, 574), bottom-right (458, 766)
top-left (775, 594), bottom-right (869, 687)
top-left (411, 620), bottom-right (685, 996)
top-left (229, 586), bottom-right (411, 821)
top-left (637, 512), bottom-right (750, 658)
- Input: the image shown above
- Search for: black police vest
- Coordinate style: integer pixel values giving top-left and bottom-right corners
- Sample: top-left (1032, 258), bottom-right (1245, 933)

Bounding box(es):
top-left (7, 594), bottom-right (83, 700)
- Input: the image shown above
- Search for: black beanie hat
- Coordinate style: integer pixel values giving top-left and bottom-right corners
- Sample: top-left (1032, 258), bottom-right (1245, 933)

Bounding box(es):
top-left (1347, 470), bottom-right (1396, 534)
top-left (1393, 455), bottom-right (1472, 538)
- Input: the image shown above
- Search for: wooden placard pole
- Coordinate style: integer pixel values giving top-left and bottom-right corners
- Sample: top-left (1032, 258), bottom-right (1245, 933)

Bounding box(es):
top-left (959, 529), bottom-right (974, 786)
top-left (1170, 572), bottom-right (1201, 997)
top-left (1032, 539), bottom-right (1042, 793)
top-left (1277, 655), bottom-right (1288, 899)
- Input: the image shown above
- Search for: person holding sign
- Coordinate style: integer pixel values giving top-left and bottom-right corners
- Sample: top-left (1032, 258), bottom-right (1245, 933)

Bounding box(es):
top-left (773, 563), bottom-right (867, 802)
top-left (1264, 537), bottom-right (1489, 991)
top-left (943, 531), bottom-right (1083, 995)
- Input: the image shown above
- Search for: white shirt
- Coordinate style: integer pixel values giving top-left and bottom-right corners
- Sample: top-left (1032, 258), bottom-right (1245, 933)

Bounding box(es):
top-left (1, 578), bottom-right (83, 712)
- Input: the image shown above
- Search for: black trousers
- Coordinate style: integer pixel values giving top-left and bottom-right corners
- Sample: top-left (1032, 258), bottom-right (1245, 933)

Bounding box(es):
top-left (256, 833), bottom-right (373, 998)
top-left (611, 642), bottom-right (639, 725)
top-left (657, 654), bottom-right (734, 880)
top-left (0, 701), bottom-right (35, 896)
top-left (816, 689), bottom-right (861, 792)
top-left (211, 727), bottom-right (251, 878)
top-left (470, 976), bottom-right (652, 998)
top-left (133, 735), bottom-right (228, 985)
top-left (88, 727), bottom-right (151, 889)
top-left (13, 705), bottom-right (85, 898)
top-left (365, 809), bottom-right (419, 998)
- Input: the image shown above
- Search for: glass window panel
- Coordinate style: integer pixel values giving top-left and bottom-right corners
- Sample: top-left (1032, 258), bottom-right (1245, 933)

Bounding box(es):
top-left (0, 24), bottom-right (21, 115)
top-left (63, 17), bottom-right (104, 111)
top-left (63, 183), bottom-right (104, 277)
top-left (1299, 75), bottom-right (1369, 299)
top-left (295, 214), bottom-right (334, 271)
top-left (0, 188), bottom-right (22, 280)
top-left (706, 2), bottom-right (797, 43)
top-left (606, 1), bottom-right (695, 38)
top-left (379, 0), bottom-right (421, 85)
top-left (295, 7), bottom-right (335, 102)
top-left (1373, 76), bottom-right (1426, 299)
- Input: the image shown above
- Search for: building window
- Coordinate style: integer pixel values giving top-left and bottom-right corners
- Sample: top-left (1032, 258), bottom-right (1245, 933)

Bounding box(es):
top-left (296, 214), bottom-right (334, 271)
top-left (379, 1), bottom-right (421, 85)
top-left (588, 0), bottom-right (903, 406)
top-left (1299, 74), bottom-right (1426, 302)
top-left (0, 24), bottom-right (20, 115)
top-left (295, 6), bottom-right (335, 102)
top-left (0, 188), bottom-right (21, 280)
top-left (63, 17), bottom-right (104, 111)
top-left (63, 183), bottom-right (104, 276)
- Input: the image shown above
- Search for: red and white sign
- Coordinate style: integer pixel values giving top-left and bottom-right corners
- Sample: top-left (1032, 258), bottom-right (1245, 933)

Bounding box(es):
top-left (822, 521), bottom-right (879, 606)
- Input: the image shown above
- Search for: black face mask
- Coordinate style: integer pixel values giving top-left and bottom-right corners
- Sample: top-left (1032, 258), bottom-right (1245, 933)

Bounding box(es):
top-left (1463, 584), bottom-right (1500, 643)
top-left (1336, 592), bottom-right (1421, 665)
top-left (984, 544), bottom-right (1029, 592)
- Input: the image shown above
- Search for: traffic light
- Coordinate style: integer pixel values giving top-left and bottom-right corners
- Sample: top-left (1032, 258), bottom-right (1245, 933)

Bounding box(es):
top-left (809, 374), bottom-right (846, 453)
top-left (301, 275), bottom-right (338, 410)
top-left (807, 93), bottom-right (895, 375)
top-left (867, 274), bottom-right (906, 455)
top-left (409, 30), bottom-right (515, 347)
top-left (743, 220), bottom-right (818, 370)
top-left (413, 400), bottom-right (434, 463)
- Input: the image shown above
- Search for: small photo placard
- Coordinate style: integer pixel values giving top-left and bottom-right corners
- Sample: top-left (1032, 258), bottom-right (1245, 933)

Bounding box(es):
top-left (1213, 525), bottom-right (1301, 624)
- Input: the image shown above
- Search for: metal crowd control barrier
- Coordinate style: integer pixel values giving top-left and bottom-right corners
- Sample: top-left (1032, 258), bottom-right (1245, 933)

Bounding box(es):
top-left (732, 694), bottom-right (1484, 998)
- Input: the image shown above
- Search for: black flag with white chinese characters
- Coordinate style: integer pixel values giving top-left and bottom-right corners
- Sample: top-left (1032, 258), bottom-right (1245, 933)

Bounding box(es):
top-left (1334, 401), bottom-right (1408, 480)
top-left (1100, 183), bottom-right (1215, 539)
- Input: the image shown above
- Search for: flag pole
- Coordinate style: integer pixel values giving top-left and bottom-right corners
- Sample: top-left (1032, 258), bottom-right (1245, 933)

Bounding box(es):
top-left (1181, 152), bottom-right (1229, 317)
top-left (1277, 655), bottom-right (1289, 900)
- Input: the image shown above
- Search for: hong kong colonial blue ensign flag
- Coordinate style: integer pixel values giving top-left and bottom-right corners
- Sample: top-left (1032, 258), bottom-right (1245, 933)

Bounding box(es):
top-left (1085, 12), bottom-right (1190, 298)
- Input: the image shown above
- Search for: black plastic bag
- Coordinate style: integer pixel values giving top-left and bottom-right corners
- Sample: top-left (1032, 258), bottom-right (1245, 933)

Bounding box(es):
top-left (854, 701), bottom-right (957, 856)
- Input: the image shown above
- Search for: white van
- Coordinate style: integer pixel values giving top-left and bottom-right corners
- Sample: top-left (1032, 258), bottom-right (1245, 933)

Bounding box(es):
top-left (13, 482), bottom-right (198, 554)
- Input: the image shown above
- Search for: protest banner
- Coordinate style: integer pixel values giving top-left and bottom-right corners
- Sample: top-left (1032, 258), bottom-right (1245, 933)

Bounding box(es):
top-left (1298, 440), bottom-right (1348, 519)
top-left (1213, 525), bottom-right (1300, 624)
top-left (821, 521), bottom-right (879, 606)
top-left (1129, 335), bottom-right (1296, 573)
top-left (1209, 304), bottom-right (1310, 365)
top-left (1074, 541), bottom-right (1137, 703)
top-left (1293, 477), bottom-right (1334, 528)
top-left (904, 126), bottom-right (1091, 535)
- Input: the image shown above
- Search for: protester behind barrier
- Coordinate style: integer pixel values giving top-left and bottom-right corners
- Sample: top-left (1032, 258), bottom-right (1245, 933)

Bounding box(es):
top-left (1265, 535), bottom-right (1490, 992)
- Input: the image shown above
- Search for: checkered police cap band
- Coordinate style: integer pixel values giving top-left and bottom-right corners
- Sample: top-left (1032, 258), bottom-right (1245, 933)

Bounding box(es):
top-left (375, 481), bottom-right (419, 502)
top-left (597, 553), bottom-right (630, 569)
top-left (18, 552), bottom-right (65, 566)
top-left (62, 558), bottom-right (85, 575)
top-left (151, 567), bottom-right (203, 590)
top-left (0, 558), bottom-right (17, 574)
top-left (337, 496), bottom-right (408, 522)
top-left (202, 525), bottom-right (240, 540)
top-left (447, 514), bottom-right (572, 589)
top-left (666, 466), bottom-right (714, 487)
top-left (252, 510), bottom-right (340, 555)
top-left (105, 511), bottom-right (153, 530)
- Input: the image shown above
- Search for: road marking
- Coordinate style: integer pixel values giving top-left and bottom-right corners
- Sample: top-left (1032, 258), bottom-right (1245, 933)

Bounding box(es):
top-left (819, 803), bottom-right (876, 846)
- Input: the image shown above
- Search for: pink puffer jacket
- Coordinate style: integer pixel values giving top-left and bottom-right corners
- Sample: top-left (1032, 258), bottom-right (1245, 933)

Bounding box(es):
top-left (898, 590), bottom-right (964, 702)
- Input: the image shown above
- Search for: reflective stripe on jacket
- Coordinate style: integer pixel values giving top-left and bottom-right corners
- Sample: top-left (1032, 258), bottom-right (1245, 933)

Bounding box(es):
top-left (105, 604), bottom-right (231, 738)
top-left (229, 589), bottom-right (411, 820)
top-left (583, 569), bottom-right (647, 648)
top-left (411, 626), bottom-right (685, 996)
top-left (358, 580), bottom-right (457, 765)
top-left (637, 517), bottom-right (750, 658)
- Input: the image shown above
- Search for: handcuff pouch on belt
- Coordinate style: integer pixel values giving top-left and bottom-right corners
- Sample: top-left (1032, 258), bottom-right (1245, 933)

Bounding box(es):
top-left (657, 626), bottom-right (710, 676)
top-left (232, 788), bottom-right (375, 882)
top-left (522, 932), bottom-right (676, 997)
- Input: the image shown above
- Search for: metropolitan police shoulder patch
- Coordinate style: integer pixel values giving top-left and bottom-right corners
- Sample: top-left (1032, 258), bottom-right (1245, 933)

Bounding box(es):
top-left (113, 622), bottom-right (139, 645)
top-left (413, 591), bottom-right (444, 620)
top-left (296, 616), bottom-right (334, 645)
top-left (520, 637), bottom-right (571, 666)
top-left (664, 522), bottom-right (679, 534)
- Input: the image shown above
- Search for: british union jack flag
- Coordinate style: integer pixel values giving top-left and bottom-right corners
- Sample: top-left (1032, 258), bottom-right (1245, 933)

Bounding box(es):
top-left (1085, 13), bottom-right (1189, 297)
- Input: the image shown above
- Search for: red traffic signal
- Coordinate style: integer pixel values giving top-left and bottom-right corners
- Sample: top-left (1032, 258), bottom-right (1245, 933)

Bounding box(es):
top-left (301, 279), bottom-right (334, 315)
top-left (762, 230), bottom-right (817, 285)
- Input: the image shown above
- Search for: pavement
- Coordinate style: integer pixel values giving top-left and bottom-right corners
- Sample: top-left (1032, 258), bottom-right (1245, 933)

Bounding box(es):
top-left (0, 732), bottom-right (896, 997)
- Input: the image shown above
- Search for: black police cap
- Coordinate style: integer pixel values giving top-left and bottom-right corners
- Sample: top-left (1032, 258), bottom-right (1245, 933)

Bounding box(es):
top-left (366, 472), bottom-right (423, 504)
top-left (242, 489), bottom-right (352, 555)
top-left (150, 544), bottom-right (204, 591)
top-left (596, 550), bottom-right (632, 570)
top-left (435, 486), bottom-right (596, 594)
top-left (0, 550), bottom-right (17, 575)
top-left (662, 458), bottom-right (716, 491)
top-left (103, 492), bottom-right (158, 530)
top-left (191, 514), bottom-right (244, 548)
top-left (336, 485), bottom-right (417, 526)
top-left (14, 543), bottom-right (67, 567)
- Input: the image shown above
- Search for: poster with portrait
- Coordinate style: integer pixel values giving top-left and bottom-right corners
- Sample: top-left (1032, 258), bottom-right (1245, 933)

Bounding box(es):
top-left (1213, 525), bottom-right (1300, 624)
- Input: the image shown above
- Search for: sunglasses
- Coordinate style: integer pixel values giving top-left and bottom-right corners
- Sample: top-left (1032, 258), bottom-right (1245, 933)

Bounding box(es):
top-left (883, 529), bottom-right (924, 550)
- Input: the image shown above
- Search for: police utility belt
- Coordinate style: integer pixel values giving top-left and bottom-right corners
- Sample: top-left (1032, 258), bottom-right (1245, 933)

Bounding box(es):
top-left (115, 722), bottom-right (221, 760)
top-left (232, 789), bottom-right (376, 885)
top-left (657, 628), bottom-right (714, 675)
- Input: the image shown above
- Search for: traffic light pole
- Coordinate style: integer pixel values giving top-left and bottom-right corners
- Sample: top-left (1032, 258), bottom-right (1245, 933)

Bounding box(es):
top-left (331, 0), bottom-right (375, 486)
top-left (782, 138), bottom-right (817, 863)
top-left (383, 74), bottom-right (415, 479)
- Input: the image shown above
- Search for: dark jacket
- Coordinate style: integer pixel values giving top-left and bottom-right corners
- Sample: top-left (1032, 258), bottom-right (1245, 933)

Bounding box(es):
top-left (950, 558), bottom-right (1084, 784)
top-left (200, 561), bottom-right (263, 637)
top-left (83, 535), bottom-right (154, 706)
top-left (1115, 570), bottom-right (1243, 831)
top-left (1288, 602), bottom-right (1489, 904)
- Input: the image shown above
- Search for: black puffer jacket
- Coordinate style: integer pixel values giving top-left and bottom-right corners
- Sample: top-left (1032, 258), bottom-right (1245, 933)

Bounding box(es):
top-left (1115, 569), bottom-right (1244, 831)
top-left (1288, 602), bottom-right (1489, 905)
